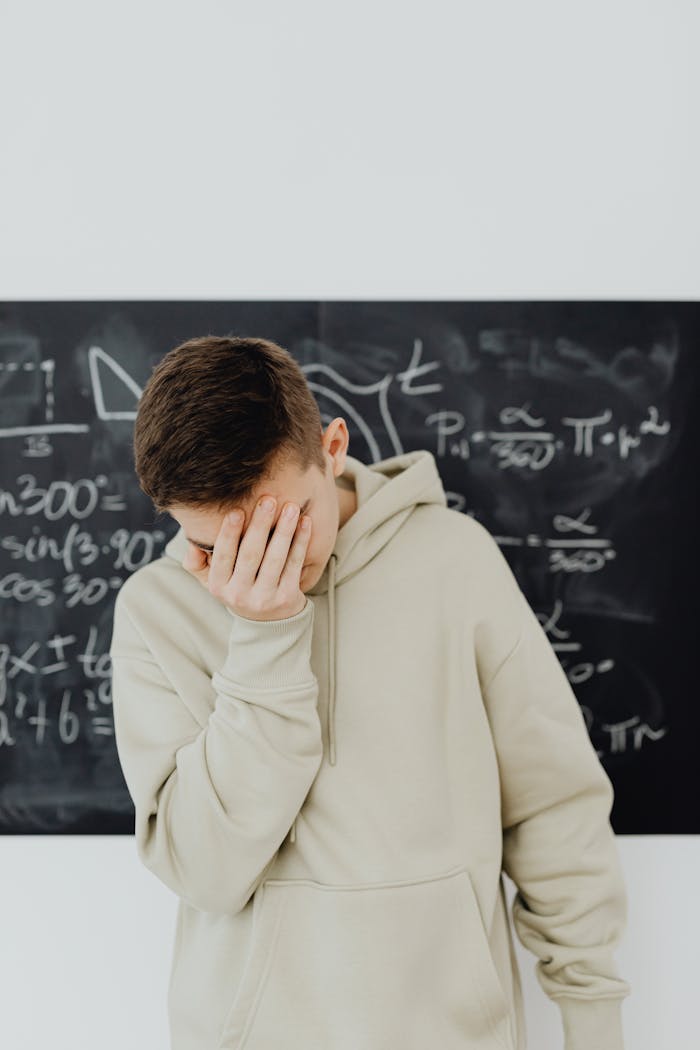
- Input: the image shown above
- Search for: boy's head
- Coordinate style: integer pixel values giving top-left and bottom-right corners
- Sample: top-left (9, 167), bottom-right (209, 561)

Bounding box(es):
top-left (133, 335), bottom-right (356, 591)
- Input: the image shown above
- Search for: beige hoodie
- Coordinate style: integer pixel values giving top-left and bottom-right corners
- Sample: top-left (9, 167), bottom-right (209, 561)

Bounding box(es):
top-left (109, 449), bottom-right (631, 1050)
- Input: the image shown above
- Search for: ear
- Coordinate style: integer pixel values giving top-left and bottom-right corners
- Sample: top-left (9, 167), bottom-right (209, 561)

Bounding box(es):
top-left (324, 418), bottom-right (351, 478)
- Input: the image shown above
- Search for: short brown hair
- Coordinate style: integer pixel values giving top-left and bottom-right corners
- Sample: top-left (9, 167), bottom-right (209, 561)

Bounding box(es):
top-left (133, 335), bottom-right (326, 515)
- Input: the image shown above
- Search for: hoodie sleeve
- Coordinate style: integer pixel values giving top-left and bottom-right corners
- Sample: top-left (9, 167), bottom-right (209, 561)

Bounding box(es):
top-left (474, 530), bottom-right (632, 1050)
top-left (109, 590), bottom-right (323, 915)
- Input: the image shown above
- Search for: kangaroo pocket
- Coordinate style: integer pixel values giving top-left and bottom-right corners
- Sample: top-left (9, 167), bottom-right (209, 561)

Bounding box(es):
top-left (218, 866), bottom-right (513, 1050)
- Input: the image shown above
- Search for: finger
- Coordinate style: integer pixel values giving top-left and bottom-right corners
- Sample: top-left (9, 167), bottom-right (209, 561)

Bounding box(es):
top-left (230, 496), bottom-right (278, 586)
top-left (278, 514), bottom-right (312, 589)
top-left (255, 500), bottom-right (301, 588)
top-left (208, 510), bottom-right (245, 590)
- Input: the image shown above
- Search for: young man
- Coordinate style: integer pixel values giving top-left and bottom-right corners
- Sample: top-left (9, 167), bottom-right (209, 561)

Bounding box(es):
top-left (109, 335), bottom-right (631, 1050)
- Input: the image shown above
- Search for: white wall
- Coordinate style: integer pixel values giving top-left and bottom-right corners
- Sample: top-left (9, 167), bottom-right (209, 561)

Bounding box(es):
top-left (1, 2), bottom-right (698, 1048)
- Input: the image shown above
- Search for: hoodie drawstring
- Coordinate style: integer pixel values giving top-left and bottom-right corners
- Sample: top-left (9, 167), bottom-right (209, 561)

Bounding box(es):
top-left (289, 552), bottom-right (338, 845)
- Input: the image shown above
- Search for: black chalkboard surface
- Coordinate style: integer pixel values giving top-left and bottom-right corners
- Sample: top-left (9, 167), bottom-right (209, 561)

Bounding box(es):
top-left (1, 301), bottom-right (698, 835)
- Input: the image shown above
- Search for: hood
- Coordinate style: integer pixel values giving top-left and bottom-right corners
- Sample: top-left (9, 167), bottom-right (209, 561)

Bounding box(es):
top-left (163, 449), bottom-right (447, 842)
top-left (306, 447), bottom-right (448, 595)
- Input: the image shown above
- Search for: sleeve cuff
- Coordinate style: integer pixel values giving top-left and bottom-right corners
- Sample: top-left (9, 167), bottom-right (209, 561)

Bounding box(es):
top-left (214, 595), bottom-right (316, 689)
top-left (556, 995), bottom-right (628, 1050)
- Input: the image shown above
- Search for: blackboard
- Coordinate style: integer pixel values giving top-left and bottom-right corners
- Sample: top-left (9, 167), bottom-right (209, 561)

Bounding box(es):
top-left (1, 300), bottom-right (698, 834)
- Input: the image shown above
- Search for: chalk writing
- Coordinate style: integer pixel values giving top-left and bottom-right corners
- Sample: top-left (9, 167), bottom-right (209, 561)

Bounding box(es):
top-left (0, 301), bottom-right (692, 832)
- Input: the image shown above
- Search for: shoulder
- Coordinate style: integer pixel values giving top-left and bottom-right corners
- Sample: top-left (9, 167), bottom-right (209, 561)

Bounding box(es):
top-left (114, 551), bottom-right (177, 608)
top-left (408, 503), bottom-right (525, 640)
top-left (410, 503), bottom-right (515, 577)
top-left (112, 549), bottom-right (207, 637)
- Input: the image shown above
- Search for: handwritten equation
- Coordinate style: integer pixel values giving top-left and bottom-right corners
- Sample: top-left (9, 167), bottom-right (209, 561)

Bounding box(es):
top-left (0, 627), bottom-right (112, 748)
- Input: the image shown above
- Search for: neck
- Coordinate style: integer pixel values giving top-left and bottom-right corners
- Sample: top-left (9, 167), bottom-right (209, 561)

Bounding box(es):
top-left (337, 484), bottom-right (358, 529)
